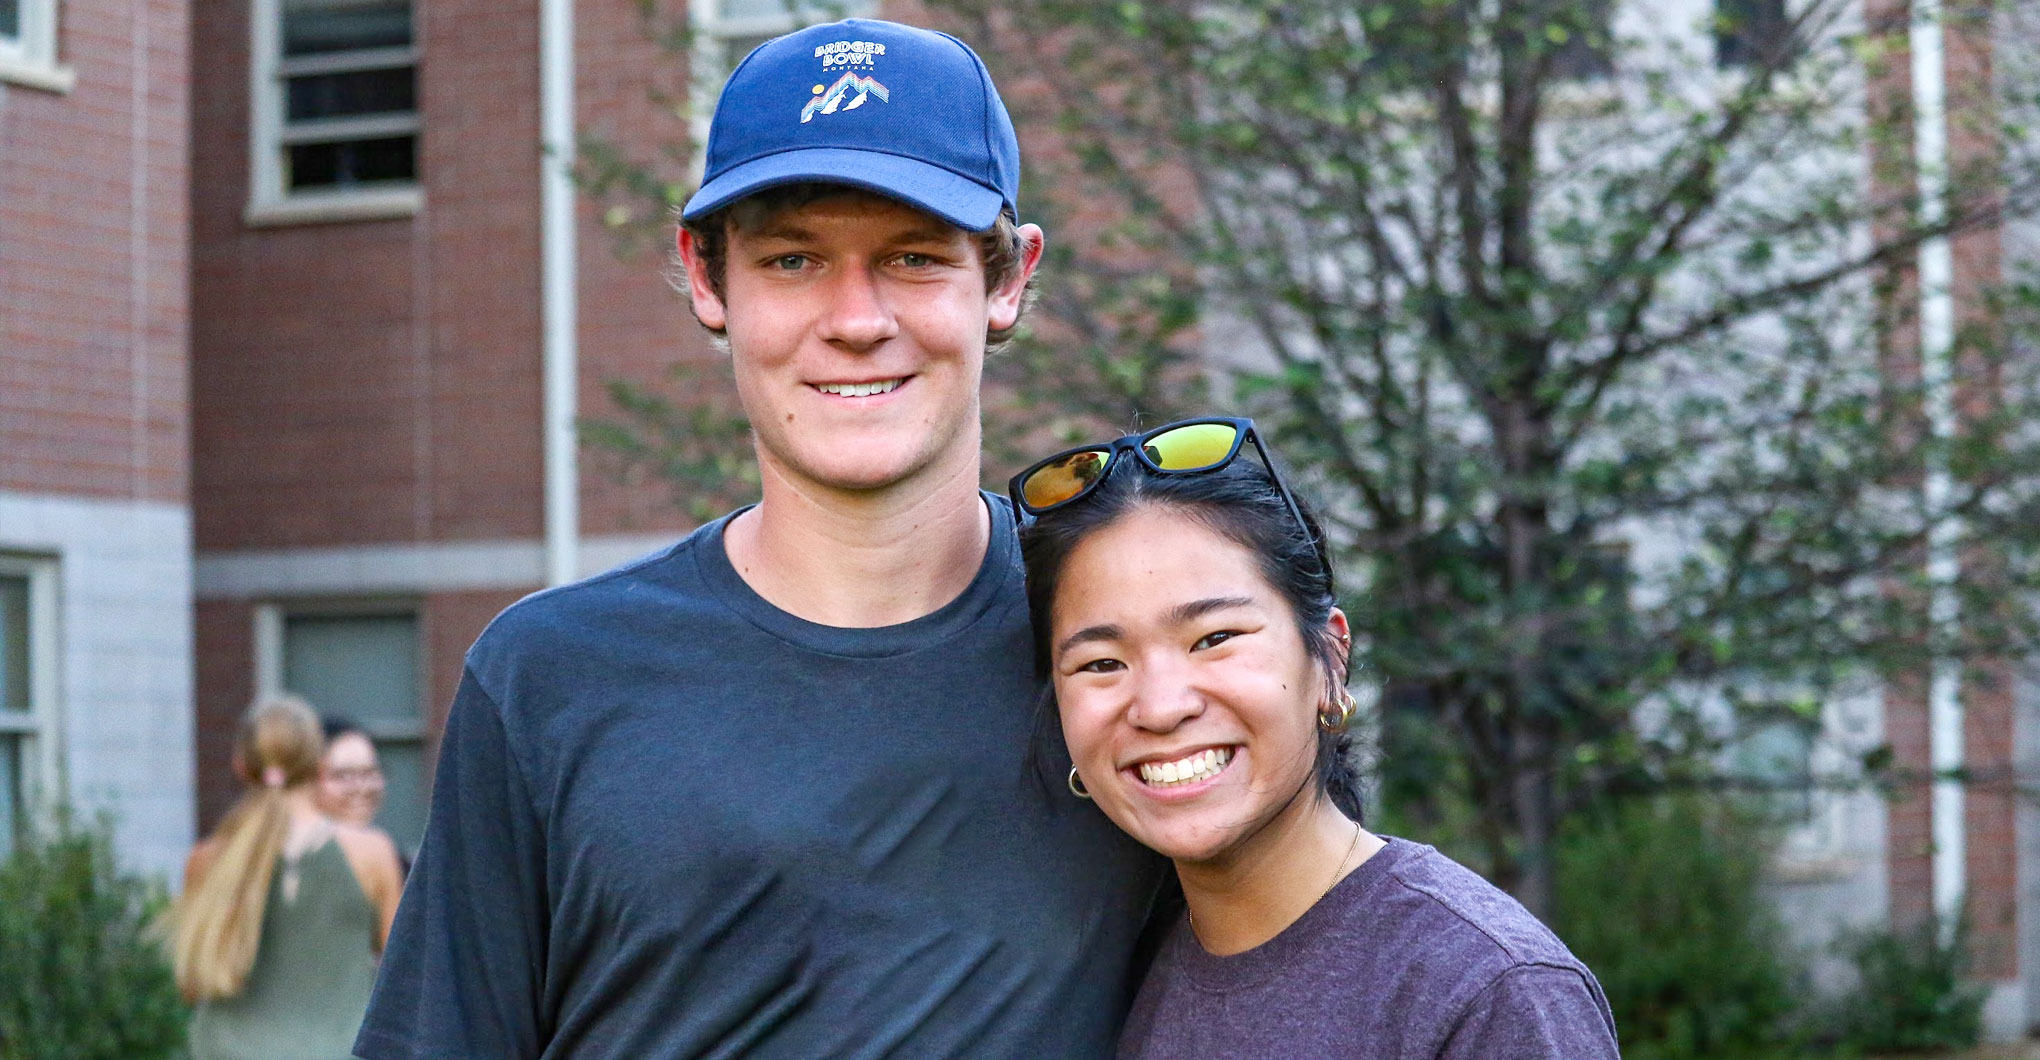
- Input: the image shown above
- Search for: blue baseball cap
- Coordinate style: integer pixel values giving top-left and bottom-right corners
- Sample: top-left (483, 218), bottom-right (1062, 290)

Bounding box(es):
top-left (681, 19), bottom-right (1020, 232)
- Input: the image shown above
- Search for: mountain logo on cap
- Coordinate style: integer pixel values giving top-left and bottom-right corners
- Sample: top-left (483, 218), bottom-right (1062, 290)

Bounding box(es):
top-left (801, 71), bottom-right (890, 124)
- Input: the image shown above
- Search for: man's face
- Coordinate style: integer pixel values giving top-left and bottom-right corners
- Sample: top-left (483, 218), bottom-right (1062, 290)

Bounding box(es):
top-left (680, 191), bottom-right (1040, 498)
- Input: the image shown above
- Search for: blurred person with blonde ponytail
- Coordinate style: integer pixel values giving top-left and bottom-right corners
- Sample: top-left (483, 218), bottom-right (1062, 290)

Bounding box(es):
top-left (172, 695), bottom-right (405, 1060)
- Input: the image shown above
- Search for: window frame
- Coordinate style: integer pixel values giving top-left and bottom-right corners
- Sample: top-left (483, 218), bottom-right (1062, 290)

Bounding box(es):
top-left (245, 0), bottom-right (422, 226)
top-left (0, 0), bottom-right (74, 93)
top-left (0, 554), bottom-right (64, 855)
top-left (253, 599), bottom-right (430, 843)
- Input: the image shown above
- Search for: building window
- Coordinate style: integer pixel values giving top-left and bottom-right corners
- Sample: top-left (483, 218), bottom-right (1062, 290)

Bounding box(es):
top-left (1549, 0), bottom-right (1615, 82)
top-left (259, 606), bottom-right (429, 854)
top-left (689, 0), bottom-right (874, 173)
top-left (0, 0), bottom-right (72, 92)
top-left (0, 558), bottom-right (59, 862)
top-left (249, 0), bottom-right (420, 222)
top-left (1715, 0), bottom-right (1788, 68)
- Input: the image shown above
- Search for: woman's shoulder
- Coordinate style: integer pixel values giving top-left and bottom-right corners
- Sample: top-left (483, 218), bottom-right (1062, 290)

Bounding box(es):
top-left (1354, 839), bottom-right (1585, 974)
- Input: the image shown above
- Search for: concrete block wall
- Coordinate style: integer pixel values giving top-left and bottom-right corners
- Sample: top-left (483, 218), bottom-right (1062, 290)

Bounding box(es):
top-left (0, 493), bottom-right (194, 881)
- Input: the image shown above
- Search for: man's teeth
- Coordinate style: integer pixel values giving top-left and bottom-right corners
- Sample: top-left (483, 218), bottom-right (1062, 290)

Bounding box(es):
top-left (1138, 747), bottom-right (1233, 787)
top-left (816, 379), bottom-right (903, 397)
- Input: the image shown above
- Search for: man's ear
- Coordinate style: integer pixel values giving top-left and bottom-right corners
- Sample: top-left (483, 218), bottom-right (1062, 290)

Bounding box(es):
top-left (677, 226), bottom-right (728, 332)
top-left (987, 223), bottom-right (1046, 333)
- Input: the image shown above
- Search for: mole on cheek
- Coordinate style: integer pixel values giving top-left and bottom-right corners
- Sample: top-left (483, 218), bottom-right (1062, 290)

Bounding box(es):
top-left (786, 413), bottom-right (795, 422)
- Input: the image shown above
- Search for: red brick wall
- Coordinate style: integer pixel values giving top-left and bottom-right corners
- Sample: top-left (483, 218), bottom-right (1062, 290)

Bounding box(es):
top-left (191, 0), bottom-right (719, 552)
top-left (0, 0), bottom-right (189, 502)
top-left (193, 599), bottom-right (255, 831)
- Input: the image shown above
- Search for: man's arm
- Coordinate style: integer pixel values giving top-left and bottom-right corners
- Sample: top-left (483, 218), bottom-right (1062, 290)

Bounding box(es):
top-left (1435, 964), bottom-right (1622, 1059)
top-left (354, 670), bottom-right (551, 1060)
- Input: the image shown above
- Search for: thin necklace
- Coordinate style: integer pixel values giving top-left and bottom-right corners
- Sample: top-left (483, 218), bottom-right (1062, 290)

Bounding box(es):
top-left (1188, 821), bottom-right (1363, 932)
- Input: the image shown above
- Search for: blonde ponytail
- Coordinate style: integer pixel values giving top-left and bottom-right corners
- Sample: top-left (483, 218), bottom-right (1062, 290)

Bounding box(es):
top-left (170, 695), bottom-right (324, 1001)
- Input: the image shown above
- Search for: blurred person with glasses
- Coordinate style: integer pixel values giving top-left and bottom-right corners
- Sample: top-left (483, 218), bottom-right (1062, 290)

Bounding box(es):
top-left (316, 716), bottom-right (406, 877)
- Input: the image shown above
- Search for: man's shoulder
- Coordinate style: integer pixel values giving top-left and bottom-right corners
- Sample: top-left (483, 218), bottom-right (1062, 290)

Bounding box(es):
top-left (466, 522), bottom-right (723, 671)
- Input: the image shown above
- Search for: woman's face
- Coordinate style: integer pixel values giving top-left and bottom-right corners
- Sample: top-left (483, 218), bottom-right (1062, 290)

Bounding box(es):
top-left (315, 731), bottom-right (386, 827)
top-left (1050, 506), bottom-right (1344, 866)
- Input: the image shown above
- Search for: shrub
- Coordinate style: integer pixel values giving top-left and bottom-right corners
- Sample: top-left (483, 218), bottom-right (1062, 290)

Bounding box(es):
top-left (1554, 796), bottom-right (1806, 1060)
top-left (0, 812), bottom-right (187, 1060)
top-left (1828, 916), bottom-right (1984, 1054)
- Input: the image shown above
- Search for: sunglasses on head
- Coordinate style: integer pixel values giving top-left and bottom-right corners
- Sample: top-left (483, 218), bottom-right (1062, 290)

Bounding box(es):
top-left (1007, 417), bottom-right (1329, 574)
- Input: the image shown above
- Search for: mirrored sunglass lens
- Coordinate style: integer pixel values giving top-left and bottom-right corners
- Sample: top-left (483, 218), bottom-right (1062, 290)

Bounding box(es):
top-left (1022, 450), bottom-right (1111, 508)
top-left (1145, 423), bottom-right (1239, 471)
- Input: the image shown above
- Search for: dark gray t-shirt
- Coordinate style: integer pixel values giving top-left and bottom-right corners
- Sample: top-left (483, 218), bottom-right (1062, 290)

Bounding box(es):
top-left (1118, 838), bottom-right (1620, 1060)
top-left (355, 499), bottom-right (1166, 1060)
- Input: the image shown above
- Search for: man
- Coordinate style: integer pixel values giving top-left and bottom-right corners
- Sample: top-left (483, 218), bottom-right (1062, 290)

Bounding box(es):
top-left (354, 18), bottom-right (1164, 1060)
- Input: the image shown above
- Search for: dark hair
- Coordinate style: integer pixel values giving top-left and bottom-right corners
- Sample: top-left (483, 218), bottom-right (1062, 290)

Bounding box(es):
top-left (676, 182), bottom-right (1035, 349)
top-left (1017, 454), bottom-right (1364, 822)
top-left (320, 714), bottom-right (368, 745)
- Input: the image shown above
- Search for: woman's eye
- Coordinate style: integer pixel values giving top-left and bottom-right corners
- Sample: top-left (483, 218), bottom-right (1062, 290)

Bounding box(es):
top-left (1074, 657), bottom-right (1124, 675)
top-left (1192, 630), bottom-right (1238, 651)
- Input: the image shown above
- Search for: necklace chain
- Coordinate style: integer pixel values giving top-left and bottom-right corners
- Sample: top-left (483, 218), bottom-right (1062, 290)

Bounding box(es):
top-left (1187, 821), bottom-right (1363, 933)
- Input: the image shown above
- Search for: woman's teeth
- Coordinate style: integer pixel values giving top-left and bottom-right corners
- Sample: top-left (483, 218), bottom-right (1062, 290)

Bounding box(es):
top-left (1138, 747), bottom-right (1233, 787)
top-left (816, 379), bottom-right (902, 397)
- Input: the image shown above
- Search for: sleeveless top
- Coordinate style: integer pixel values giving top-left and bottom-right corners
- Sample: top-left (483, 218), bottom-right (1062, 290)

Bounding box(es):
top-left (188, 838), bottom-right (381, 1060)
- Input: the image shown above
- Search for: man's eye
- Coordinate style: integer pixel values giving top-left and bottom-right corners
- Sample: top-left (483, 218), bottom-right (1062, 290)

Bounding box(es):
top-left (896, 252), bottom-right (934, 268)
top-left (1192, 630), bottom-right (1238, 651)
top-left (771, 254), bottom-right (809, 270)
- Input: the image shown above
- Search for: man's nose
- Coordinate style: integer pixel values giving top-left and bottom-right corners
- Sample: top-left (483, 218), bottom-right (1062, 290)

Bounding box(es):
top-left (816, 264), bottom-right (899, 350)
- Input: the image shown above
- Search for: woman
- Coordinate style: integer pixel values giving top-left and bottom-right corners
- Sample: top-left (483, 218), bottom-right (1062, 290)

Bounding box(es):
top-left (1013, 418), bottom-right (1621, 1059)
top-left (172, 695), bottom-right (405, 1060)
top-left (314, 716), bottom-right (386, 830)
top-left (316, 715), bottom-right (410, 879)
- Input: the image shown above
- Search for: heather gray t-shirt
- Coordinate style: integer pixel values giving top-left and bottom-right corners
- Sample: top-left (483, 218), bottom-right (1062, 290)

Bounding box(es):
top-left (1118, 838), bottom-right (1620, 1060)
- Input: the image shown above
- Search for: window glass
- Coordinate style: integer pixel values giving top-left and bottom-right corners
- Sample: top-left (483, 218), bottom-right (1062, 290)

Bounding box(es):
top-left (1, 575), bottom-right (26, 713)
top-left (282, 0), bottom-right (410, 55)
top-left (0, 0), bottom-right (20, 42)
top-left (286, 67), bottom-right (416, 121)
top-left (1, 574), bottom-right (29, 863)
top-left (282, 613), bottom-right (428, 853)
top-left (263, 0), bottom-right (419, 200)
top-left (1716, 0), bottom-right (1788, 68)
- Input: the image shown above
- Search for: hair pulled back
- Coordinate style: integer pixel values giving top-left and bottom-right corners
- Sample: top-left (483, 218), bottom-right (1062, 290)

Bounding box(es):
top-left (1018, 453), bottom-right (1364, 822)
top-left (170, 694), bottom-right (325, 1001)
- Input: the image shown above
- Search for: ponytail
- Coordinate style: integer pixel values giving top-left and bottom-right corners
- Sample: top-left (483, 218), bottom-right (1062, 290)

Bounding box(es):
top-left (170, 695), bottom-right (324, 1001)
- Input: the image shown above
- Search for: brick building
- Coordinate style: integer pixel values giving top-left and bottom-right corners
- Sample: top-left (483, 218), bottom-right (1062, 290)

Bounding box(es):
top-left (2, 0), bottom-right (2037, 1039)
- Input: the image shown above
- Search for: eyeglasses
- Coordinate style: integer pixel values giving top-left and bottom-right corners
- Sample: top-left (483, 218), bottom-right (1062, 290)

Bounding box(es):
top-left (1007, 417), bottom-right (1328, 575)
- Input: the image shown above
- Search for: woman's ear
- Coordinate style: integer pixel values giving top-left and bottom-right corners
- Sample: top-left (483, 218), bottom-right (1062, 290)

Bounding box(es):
top-left (1325, 607), bottom-right (1352, 685)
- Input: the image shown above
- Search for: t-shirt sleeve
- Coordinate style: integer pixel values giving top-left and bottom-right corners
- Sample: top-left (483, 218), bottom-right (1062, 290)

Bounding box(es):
top-left (354, 671), bottom-right (550, 1060)
top-left (1435, 964), bottom-right (1622, 1060)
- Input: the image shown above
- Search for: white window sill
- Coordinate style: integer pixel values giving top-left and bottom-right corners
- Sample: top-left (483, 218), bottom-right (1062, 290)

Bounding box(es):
top-left (244, 186), bottom-right (422, 227)
top-left (0, 56), bottom-right (77, 93)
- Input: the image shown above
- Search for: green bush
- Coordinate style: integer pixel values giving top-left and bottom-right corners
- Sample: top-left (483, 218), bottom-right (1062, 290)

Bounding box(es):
top-left (1828, 917), bottom-right (1984, 1054)
top-left (0, 812), bottom-right (187, 1060)
top-left (1554, 796), bottom-right (1806, 1060)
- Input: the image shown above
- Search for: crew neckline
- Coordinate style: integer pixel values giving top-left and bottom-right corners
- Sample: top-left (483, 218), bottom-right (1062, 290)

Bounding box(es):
top-left (690, 491), bottom-right (1020, 659)
top-left (1170, 836), bottom-right (1427, 992)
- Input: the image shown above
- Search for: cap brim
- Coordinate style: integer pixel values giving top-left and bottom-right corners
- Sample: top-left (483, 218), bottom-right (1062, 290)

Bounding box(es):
top-left (681, 147), bottom-right (1007, 232)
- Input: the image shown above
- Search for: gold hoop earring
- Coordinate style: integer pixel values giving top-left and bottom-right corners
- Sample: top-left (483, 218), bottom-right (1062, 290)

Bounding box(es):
top-left (1067, 766), bottom-right (1092, 800)
top-left (1318, 688), bottom-right (1358, 732)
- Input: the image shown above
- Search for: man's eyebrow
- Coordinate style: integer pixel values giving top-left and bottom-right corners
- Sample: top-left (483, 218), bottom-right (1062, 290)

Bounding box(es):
top-left (1167, 596), bottom-right (1257, 627)
top-left (742, 221), bottom-right (818, 243)
top-left (1055, 623), bottom-right (1125, 658)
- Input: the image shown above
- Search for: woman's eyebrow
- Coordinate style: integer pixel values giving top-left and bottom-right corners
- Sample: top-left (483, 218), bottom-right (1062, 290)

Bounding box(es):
top-left (1055, 623), bottom-right (1124, 658)
top-left (1168, 596), bottom-right (1257, 627)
